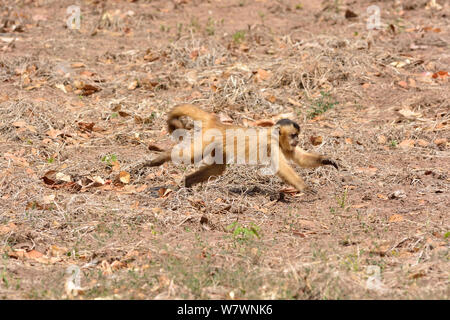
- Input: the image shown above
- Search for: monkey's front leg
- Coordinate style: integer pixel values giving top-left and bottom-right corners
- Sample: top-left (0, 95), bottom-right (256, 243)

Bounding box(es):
top-left (292, 147), bottom-right (338, 169)
top-left (275, 154), bottom-right (313, 193)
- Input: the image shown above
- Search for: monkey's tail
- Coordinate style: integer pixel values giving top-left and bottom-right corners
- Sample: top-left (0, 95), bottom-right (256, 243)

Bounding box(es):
top-left (167, 104), bottom-right (215, 133)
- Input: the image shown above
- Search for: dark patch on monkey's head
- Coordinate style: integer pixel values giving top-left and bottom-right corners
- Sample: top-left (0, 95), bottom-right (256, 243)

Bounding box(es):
top-left (276, 119), bottom-right (300, 131)
top-left (276, 119), bottom-right (300, 152)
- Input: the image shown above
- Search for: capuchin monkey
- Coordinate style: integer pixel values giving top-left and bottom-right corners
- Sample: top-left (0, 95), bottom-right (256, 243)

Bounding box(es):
top-left (135, 104), bottom-right (338, 193)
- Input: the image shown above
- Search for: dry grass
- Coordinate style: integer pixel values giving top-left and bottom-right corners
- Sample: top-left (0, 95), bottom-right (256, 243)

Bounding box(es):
top-left (0, 0), bottom-right (448, 299)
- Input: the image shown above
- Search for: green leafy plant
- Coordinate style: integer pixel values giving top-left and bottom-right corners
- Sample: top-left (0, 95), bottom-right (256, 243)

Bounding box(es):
top-left (308, 91), bottom-right (338, 118)
top-left (227, 222), bottom-right (260, 243)
top-left (190, 17), bottom-right (200, 32)
top-left (232, 30), bottom-right (245, 44)
top-left (258, 11), bottom-right (265, 25)
top-left (336, 188), bottom-right (348, 209)
top-left (205, 17), bottom-right (215, 36)
top-left (1, 267), bottom-right (9, 288)
top-left (101, 154), bottom-right (118, 167)
top-left (176, 22), bottom-right (183, 36)
top-left (160, 24), bottom-right (170, 32)
top-left (343, 254), bottom-right (360, 272)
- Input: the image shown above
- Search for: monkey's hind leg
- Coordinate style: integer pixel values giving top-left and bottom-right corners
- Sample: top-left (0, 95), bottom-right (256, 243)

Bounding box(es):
top-left (130, 150), bottom-right (172, 174)
top-left (184, 163), bottom-right (227, 188)
top-left (276, 157), bottom-right (308, 192)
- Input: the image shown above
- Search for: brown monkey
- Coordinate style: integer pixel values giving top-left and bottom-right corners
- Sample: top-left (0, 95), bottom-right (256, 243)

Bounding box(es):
top-left (136, 104), bottom-right (338, 192)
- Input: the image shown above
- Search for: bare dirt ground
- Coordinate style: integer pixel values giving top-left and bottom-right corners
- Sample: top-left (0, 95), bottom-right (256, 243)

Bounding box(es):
top-left (0, 0), bottom-right (448, 299)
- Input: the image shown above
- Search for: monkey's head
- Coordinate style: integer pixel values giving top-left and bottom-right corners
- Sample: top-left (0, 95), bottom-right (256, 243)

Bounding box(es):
top-left (276, 119), bottom-right (300, 152)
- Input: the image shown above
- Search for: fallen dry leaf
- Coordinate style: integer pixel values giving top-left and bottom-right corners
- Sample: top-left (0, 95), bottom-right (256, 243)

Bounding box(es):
top-left (42, 194), bottom-right (55, 204)
top-left (398, 81), bottom-right (408, 88)
top-left (48, 245), bottom-right (68, 257)
top-left (55, 172), bottom-right (71, 182)
top-left (377, 135), bottom-right (387, 144)
top-left (331, 130), bottom-right (344, 138)
top-left (119, 171), bottom-right (131, 184)
top-left (377, 194), bottom-right (388, 200)
top-left (432, 71), bottom-right (448, 79)
top-left (310, 136), bottom-right (323, 146)
top-left (80, 70), bottom-right (95, 77)
top-left (389, 214), bottom-right (404, 223)
top-left (111, 260), bottom-right (126, 271)
top-left (190, 50), bottom-right (199, 61)
top-left (119, 111), bottom-right (130, 117)
top-left (256, 68), bottom-right (271, 81)
top-left (4, 152), bottom-right (28, 167)
top-left (434, 138), bottom-right (447, 146)
top-left (71, 62), bottom-right (85, 68)
top-left (0, 222), bottom-right (17, 235)
top-left (73, 81), bottom-right (101, 96)
top-left (100, 260), bottom-right (113, 276)
top-left (12, 120), bottom-right (27, 128)
top-left (287, 98), bottom-right (302, 107)
top-left (345, 9), bottom-right (358, 19)
top-left (41, 170), bottom-right (58, 185)
top-left (158, 188), bottom-right (173, 198)
top-left (88, 176), bottom-right (106, 187)
top-left (55, 83), bottom-right (67, 93)
top-left (399, 139), bottom-right (415, 149)
top-left (398, 108), bottom-right (422, 120)
top-left (46, 129), bottom-right (64, 139)
top-left (78, 122), bottom-right (95, 132)
top-left (80, 84), bottom-right (100, 96)
top-left (111, 160), bottom-right (121, 172)
top-left (416, 139), bottom-right (429, 147)
top-left (127, 80), bottom-right (138, 90)
top-left (265, 95), bottom-right (277, 103)
top-left (409, 271), bottom-right (426, 279)
top-left (389, 190), bottom-right (406, 199)
top-left (26, 250), bottom-right (44, 259)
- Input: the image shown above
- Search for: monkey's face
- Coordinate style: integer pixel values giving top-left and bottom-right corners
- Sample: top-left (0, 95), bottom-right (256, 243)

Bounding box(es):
top-left (276, 119), bottom-right (300, 152)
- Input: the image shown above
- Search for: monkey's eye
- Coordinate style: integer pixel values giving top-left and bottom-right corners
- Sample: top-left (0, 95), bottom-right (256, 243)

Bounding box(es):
top-left (291, 134), bottom-right (298, 138)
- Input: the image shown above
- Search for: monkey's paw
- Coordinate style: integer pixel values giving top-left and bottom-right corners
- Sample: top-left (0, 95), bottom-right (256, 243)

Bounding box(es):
top-left (322, 159), bottom-right (339, 170)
